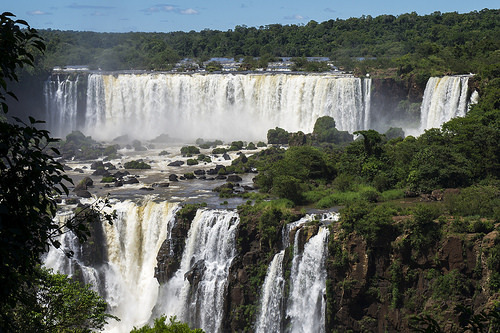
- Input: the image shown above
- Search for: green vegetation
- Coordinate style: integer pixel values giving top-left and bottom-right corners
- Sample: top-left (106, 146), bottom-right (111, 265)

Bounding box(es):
top-left (131, 316), bottom-right (204, 332)
top-left (23, 9), bottom-right (497, 82)
top-left (1, 12), bottom-right (115, 331)
top-left (124, 160), bottom-right (152, 169)
top-left (180, 145), bottom-right (200, 156)
top-left (8, 267), bottom-right (118, 332)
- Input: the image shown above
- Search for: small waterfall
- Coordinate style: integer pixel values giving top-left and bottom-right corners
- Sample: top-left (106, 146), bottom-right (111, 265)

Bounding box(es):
top-left (420, 75), bottom-right (471, 132)
top-left (156, 209), bottom-right (240, 333)
top-left (255, 250), bottom-right (286, 333)
top-left (286, 226), bottom-right (330, 333)
top-left (44, 198), bottom-right (179, 333)
top-left (44, 75), bottom-right (79, 137)
top-left (45, 73), bottom-right (372, 141)
top-left (255, 213), bottom-right (338, 332)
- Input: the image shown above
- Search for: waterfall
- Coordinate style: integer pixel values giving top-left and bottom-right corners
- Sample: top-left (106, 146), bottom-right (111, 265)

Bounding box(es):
top-left (155, 209), bottom-right (240, 333)
top-left (44, 198), bottom-right (179, 333)
top-left (44, 74), bottom-right (79, 138)
top-left (286, 226), bottom-right (330, 333)
top-left (255, 213), bottom-right (338, 332)
top-left (45, 73), bottom-right (372, 141)
top-left (255, 250), bottom-right (286, 333)
top-left (420, 75), bottom-right (471, 132)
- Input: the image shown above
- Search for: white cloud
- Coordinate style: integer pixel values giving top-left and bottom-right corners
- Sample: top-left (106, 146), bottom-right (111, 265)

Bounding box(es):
top-left (180, 8), bottom-right (198, 15)
top-left (27, 10), bottom-right (51, 16)
top-left (285, 14), bottom-right (305, 20)
top-left (144, 4), bottom-right (198, 15)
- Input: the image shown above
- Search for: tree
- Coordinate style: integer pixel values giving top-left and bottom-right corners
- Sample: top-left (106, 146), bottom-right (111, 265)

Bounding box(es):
top-left (7, 267), bottom-right (118, 332)
top-left (0, 12), bottom-right (115, 330)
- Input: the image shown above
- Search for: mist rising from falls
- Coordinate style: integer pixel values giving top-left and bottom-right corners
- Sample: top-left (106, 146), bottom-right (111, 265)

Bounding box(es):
top-left (45, 73), bottom-right (372, 141)
top-left (420, 75), bottom-right (472, 132)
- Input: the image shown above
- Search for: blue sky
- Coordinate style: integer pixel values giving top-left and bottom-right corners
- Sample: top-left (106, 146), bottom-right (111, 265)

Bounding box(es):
top-left (5, 1), bottom-right (498, 33)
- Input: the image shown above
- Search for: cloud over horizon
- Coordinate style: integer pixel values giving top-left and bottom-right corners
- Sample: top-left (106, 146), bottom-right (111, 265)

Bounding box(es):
top-left (144, 4), bottom-right (199, 15)
top-left (27, 10), bottom-right (52, 16)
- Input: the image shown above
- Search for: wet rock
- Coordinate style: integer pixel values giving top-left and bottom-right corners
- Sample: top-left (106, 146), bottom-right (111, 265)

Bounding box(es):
top-left (152, 182), bottom-right (170, 188)
top-left (169, 174), bottom-right (179, 182)
top-left (223, 153), bottom-right (231, 160)
top-left (74, 168), bottom-right (84, 173)
top-left (227, 175), bottom-right (242, 183)
top-left (65, 198), bottom-right (79, 205)
top-left (90, 161), bottom-right (104, 170)
top-left (140, 187), bottom-right (154, 191)
top-left (114, 180), bottom-right (123, 187)
top-left (215, 175), bottom-right (227, 180)
top-left (92, 168), bottom-right (110, 177)
top-left (63, 164), bottom-right (72, 171)
top-left (74, 177), bottom-right (93, 191)
top-left (168, 160), bottom-right (184, 167)
top-left (194, 169), bottom-right (206, 176)
top-left (184, 260), bottom-right (206, 286)
top-left (123, 177), bottom-right (139, 184)
top-left (75, 190), bottom-right (92, 198)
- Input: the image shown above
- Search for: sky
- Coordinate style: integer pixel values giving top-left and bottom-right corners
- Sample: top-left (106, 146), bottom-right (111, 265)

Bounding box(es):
top-left (5, 1), bottom-right (499, 33)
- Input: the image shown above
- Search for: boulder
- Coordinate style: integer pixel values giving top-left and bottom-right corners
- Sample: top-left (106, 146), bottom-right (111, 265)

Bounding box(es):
top-left (168, 160), bottom-right (185, 167)
top-left (194, 169), bottom-right (206, 176)
top-left (223, 153), bottom-right (231, 160)
top-left (227, 175), bottom-right (242, 183)
top-left (90, 161), bottom-right (104, 170)
top-left (152, 183), bottom-right (170, 188)
top-left (123, 177), bottom-right (139, 184)
top-left (74, 177), bottom-right (93, 191)
top-left (169, 174), bottom-right (179, 181)
top-left (75, 190), bottom-right (92, 198)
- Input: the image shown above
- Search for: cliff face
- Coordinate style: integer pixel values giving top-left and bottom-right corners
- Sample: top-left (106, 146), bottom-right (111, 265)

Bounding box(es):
top-left (154, 208), bottom-right (499, 332)
top-left (370, 78), bottom-right (424, 132)
top-left (326, 225), bottom-right (499, 332)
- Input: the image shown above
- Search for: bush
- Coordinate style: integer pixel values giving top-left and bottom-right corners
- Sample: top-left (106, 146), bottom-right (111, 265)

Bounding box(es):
top-left (124, 160), bottom-right (151, 169)
top-left (212, 147), bottom-right (228, 155)
top-left (267, 127), bottom-right (289, 144)
top-left (257, 141), bottom-right (266, 147)
top-left (187, 159), bottom-right (198, 166)
top-left (180, 146), bottom-right (200, 156)
top-left (445, 185), bottom-right (500, 219)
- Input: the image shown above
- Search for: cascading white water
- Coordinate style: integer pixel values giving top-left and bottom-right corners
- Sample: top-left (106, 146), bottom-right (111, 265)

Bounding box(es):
top-left (286, 226), bottom-right (330, 333)
top-left (44, 75), bottom-right (79, 138)
top-left (255, 250), bottom-right (286, 333)
top-left (255, 213), bottom-right (338, 333)
top-left (420, 75), bottom-right (471, 132)
top-left (45, 73), bottom-right (371, 140)
top-left (44, 198), bottom-right (179, 333)
top-left (155, 209), bottom-right (240, 333)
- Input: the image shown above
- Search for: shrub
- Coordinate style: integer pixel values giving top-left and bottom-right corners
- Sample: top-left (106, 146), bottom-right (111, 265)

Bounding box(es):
top-left (124, 160), bottom-right (151, 169)
top-left (180, 146), bottom-right (200, 156)
top-left (186, 159), bottom-right (198, 166)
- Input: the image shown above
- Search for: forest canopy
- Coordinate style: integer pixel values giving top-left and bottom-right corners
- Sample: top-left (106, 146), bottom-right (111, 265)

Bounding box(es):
top-left (30, 9), bottom-right (499, 79)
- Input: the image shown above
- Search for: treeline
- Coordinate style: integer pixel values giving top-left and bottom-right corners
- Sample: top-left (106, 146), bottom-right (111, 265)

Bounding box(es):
top-left (30, 9), bottom-right (499, 78)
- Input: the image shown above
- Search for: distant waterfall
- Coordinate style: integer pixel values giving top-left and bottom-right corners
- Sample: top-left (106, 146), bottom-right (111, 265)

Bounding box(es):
top-left (255, 213), bottom-right (337, 333)
top-left (45, 73), bottom-right (372, 140)
top-left (420, 75), bottom-right (472, 131)
top-left (155, 209), bottom-right (240, 333)
top-left (286, 226), bottom-right (330, 333)
top-left (44, 75), bottom-right (80, 138)
top-left (44, 199), bottom-right (179, 333)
